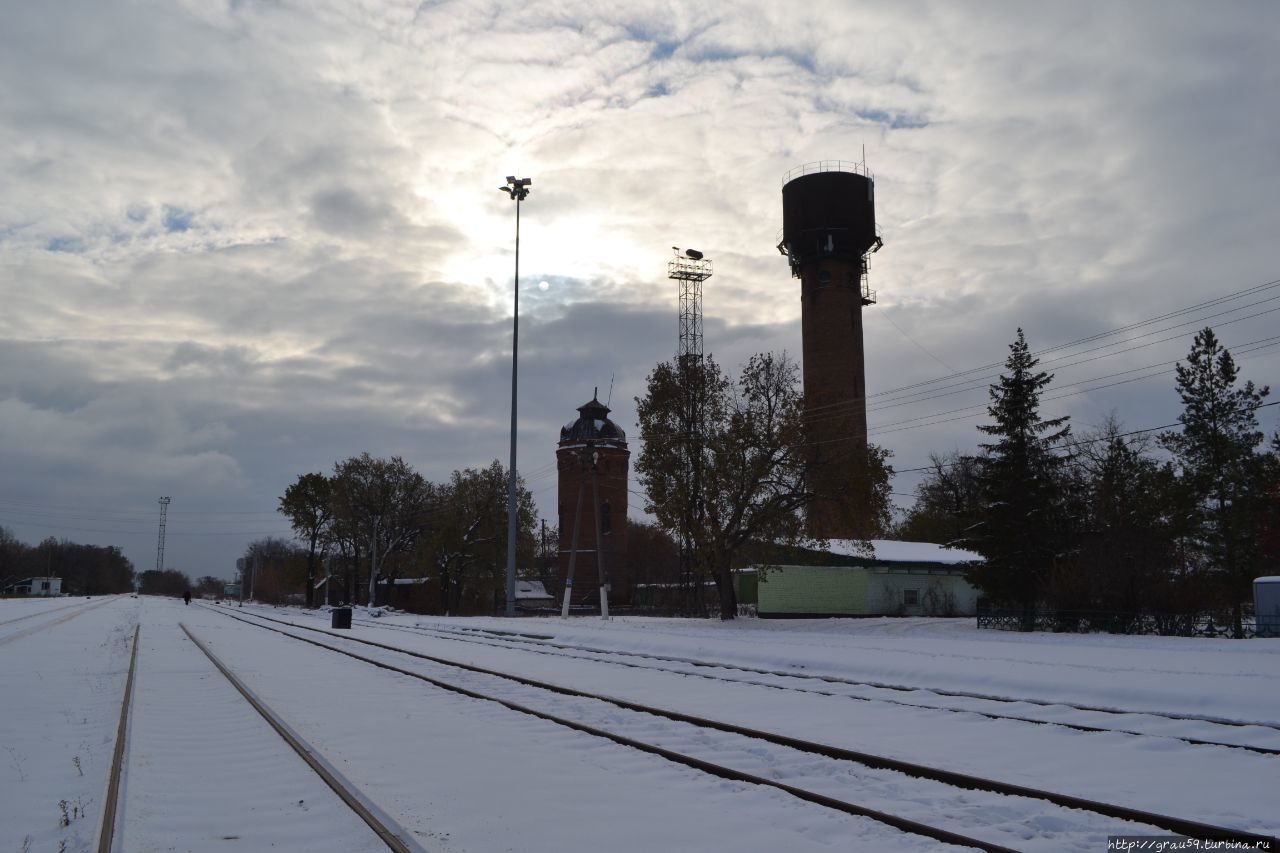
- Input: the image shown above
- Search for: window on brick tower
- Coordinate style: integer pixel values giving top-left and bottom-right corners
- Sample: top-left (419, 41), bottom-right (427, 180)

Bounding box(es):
top-left (601, 501), bottom-right (612, 534)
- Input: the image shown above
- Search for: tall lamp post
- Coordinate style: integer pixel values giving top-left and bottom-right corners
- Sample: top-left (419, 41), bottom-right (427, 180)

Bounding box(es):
top-left (500, 175), bottom-right (531, 617)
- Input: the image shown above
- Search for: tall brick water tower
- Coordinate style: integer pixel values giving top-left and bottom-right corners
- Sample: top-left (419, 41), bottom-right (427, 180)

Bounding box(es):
top-left (778, 161), bottom-right (883, 539)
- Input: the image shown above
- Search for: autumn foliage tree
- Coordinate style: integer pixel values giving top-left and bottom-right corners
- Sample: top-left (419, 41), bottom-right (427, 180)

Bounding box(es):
top-left (421, 460), bottom-right (535, 615)
top-left (273, 455), bottom-right (538, 613)
top-left (331, 453), bottom-right (432, 607)
top-left (278, 472), bottom-right (334, 608)
top-left (637, 352), bottom-right (891, 619)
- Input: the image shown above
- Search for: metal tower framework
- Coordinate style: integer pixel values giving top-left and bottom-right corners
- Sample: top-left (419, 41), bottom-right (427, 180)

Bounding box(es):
top-left (668, 249), bottom-right (712, 614)
top-left (155, 496), bottom-right (171, 572)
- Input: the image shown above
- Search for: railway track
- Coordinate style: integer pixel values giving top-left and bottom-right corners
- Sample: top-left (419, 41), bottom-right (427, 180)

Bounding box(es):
top-left (210, 605), bottom-right (1277, 851)
top-left (292, 609), bottom-right (1280, 755)
top-left (95, 625), bottom-right (140, 853)
top-left (0, 597), bottom-right (105, 628)
top-left (92, 615), bottom-right (425, 853)
top-left (0, 596), bottom-right (115, 647)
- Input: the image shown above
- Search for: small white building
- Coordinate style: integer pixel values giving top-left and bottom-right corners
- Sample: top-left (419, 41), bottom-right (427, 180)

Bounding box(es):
top-left (756, 540), bottom-right (981, 618)
top-left (2, 576), bottom-right (63, 597)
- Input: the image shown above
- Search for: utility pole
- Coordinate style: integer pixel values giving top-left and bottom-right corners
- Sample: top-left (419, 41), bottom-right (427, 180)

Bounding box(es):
top-left (500, 175), bottom-right (531, 618)
top-left (590, 451), bottom-right (610, 619)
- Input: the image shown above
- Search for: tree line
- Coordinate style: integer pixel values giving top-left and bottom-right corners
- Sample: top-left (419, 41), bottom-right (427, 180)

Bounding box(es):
top-left (136, 568), bottom-right (224, 598)
top-left (0, 530), bottom-right (135, 595)
top-left (273, 454), bottom-right (536, 613)
top-left (899, 327), bottom-right (1277, 636)
top-left (257, 326), bottom-right (1273, 629)
top-left (631, 328), bottom-right (1276, 630)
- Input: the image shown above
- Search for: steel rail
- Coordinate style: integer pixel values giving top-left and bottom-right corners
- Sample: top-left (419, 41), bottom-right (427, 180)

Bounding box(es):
top-left (95, 624), bottom-right (140, 853)
top-left (209, 609), bottom-right (1011, 852)
top-left (212, 606), bottom-right (1276, 848)
top-left (178, 623), bottom-right (425, 853)
top-left (329, 612), bottom-right (1280, 755)
top-left (0, 598), bottom-right (100, 627)
top-left (414, 614), bottom-right (1280, 727)
top-left (0, 596), bottom-right (114, 647)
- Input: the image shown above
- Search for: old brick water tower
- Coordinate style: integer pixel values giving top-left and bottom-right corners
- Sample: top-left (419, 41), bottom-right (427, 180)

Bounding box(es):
top-left (557, 391), bottom-right (630, 608)
top-left (778, 161), bottom-right (883, 539)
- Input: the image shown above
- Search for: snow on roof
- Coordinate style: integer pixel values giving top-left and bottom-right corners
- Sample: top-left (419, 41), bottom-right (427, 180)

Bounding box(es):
top-left (822, 539), bottom-right (980, 565)
top-left (515, 580), bottom-right (553, 599)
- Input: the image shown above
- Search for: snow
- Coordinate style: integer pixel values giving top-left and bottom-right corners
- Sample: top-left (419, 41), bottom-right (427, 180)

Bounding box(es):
top-left (3, 596), bottom-right (1277, 851)
top-left (822, 538), bottom-right (981, 564)
top-left (0, 598), bottom-right (134, 853)
top-left (116, 611), bottom-right (387, 852)
top-left (515, 580), bottom-right (552, 600)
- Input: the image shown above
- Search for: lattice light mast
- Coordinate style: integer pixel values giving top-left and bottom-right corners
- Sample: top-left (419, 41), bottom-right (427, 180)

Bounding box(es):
top-left (155, 496), bottom-right (171, 572)
top-left (669, 247), bottom-right (712, 614)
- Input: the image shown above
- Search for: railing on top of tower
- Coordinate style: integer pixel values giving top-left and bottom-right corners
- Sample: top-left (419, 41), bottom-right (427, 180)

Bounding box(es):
top-left (668, 253), bottom-right (713, 282)
top-left (783, 159), bottom-right (874, 184)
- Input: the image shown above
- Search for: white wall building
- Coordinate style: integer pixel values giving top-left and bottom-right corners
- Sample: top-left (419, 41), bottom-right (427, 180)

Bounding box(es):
top-left (2, 576), bottom-right (63, 597)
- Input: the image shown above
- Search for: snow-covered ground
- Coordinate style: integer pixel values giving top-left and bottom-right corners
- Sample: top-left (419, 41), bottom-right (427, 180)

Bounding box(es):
top-left (2, 596), bottom-right (1277, 852)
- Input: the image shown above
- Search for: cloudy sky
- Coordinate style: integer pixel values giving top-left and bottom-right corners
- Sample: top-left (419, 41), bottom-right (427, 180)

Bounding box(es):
top-left (2, 0), bottom-right (1278, 581)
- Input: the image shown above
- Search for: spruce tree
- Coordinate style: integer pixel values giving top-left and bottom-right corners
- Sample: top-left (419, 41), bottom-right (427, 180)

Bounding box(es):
top-left (968, 329), bottom-right (1073, 621)
top-left (1069, 417), bottom-right (1174, 616)
top-left (1159, 327), bottom-right (1270, 636)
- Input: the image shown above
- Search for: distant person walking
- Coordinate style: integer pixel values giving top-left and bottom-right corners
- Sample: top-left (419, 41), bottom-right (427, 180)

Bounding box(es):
top-left (183, 590), bottom-right (191, 605)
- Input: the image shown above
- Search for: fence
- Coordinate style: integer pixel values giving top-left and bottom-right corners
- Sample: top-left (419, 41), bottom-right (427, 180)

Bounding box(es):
top-left (976, 609), bottom-right (1269, 639)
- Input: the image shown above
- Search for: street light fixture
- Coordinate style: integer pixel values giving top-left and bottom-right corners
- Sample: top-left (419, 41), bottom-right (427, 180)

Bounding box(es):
top-left (500, 175), bottom-right (531, 617)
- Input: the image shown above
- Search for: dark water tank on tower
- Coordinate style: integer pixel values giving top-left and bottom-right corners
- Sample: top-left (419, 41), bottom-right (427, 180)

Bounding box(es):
top-left (781, 170), bottom-right (876, 276)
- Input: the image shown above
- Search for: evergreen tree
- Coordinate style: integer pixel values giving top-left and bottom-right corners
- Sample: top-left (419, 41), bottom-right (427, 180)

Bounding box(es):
top-left (1159, 327), bottom-right (1270, 637)
top-left (967, 329), bottom-right (1073, 619)
top-left (1258, 434), bottom-right (1280, 577)
top-left (1063, 416), bottom-right (1175, 616)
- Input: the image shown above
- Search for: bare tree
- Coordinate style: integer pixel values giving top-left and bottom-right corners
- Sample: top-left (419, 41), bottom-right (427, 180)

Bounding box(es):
top-left (896, 451), bottom-right (982, 546)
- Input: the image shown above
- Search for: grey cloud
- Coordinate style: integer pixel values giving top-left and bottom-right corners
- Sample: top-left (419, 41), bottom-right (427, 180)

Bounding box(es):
top-left (2, 0), bottom-right (1277, 577)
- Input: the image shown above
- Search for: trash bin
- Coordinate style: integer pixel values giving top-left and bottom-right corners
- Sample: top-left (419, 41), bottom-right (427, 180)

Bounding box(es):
top-left (331, 607), bottom-right (352, 629)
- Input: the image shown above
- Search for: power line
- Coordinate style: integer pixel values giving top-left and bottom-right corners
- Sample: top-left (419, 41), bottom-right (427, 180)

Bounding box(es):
top-left (628, 330), bottom-right (1280, 451)
top-left (798, 298), bottom-right (1280, 423)
top-left (892, 400), bottom-right (1279, 476)
top-left (866, 276), bottom-right (1280, 402)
